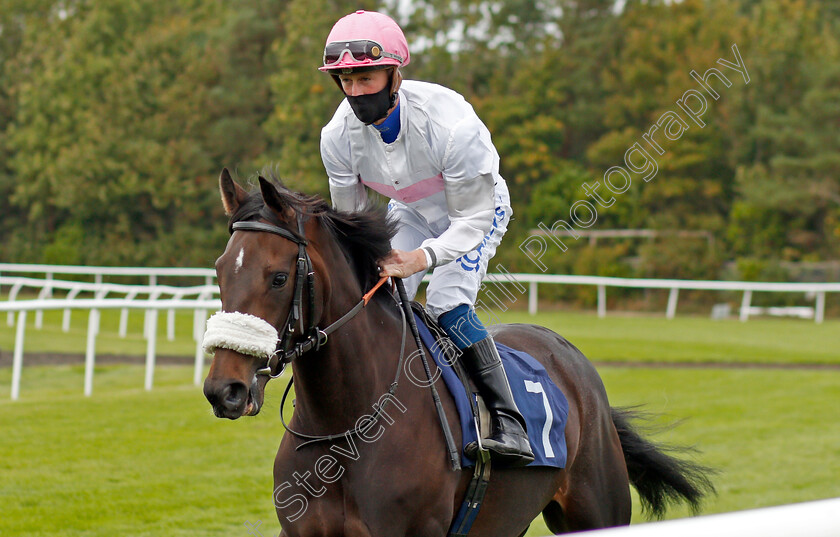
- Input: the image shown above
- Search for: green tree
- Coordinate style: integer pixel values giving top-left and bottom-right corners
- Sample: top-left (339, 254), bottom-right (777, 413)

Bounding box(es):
top-left (1, 0), bottom-right (837, 275)
top-left (3, 0), bottom-right (283, 266)
top-left (0, 0), bottom-right (66, 261)
top-left (261, 0), bottom-right (381, 196)
top-left (586, 0), bottom-right (745, 240)
top-left (727, 0), bottom-right (840, 261)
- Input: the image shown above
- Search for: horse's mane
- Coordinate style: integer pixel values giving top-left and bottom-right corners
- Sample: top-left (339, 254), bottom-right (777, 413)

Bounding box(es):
top-left (228, 174), bottom-right (397, 291)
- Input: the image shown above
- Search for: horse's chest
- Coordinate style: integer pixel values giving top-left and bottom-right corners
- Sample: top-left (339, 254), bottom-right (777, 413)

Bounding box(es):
top-left (274, 442), bottom-right (450, 534)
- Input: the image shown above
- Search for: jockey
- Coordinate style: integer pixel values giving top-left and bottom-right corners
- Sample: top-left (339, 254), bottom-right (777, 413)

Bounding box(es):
top-left (319, 10), bottom-right (534, 467)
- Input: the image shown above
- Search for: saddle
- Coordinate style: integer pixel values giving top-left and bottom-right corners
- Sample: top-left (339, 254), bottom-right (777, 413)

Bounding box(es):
top-left (410, 303), bottom-right (492, 440)
top-left (409, 301), bottom-right (569, 536)
top-left (410, 302), bottom-right (569, 469)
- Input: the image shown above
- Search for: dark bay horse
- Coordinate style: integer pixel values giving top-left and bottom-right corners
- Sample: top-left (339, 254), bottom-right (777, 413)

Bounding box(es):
top-left (203, 169), bottom-right (714, 536)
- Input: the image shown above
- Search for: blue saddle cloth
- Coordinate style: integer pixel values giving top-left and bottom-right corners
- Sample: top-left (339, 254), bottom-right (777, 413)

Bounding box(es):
top-left (413, 313), bottom-right (568, 469)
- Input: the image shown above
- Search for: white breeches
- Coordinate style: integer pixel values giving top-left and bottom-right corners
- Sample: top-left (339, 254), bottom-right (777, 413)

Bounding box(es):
top-left (388, 201), bottom-right (511, 320)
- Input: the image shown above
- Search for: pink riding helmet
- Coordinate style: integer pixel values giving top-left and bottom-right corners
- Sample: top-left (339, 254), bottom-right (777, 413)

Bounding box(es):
top-left (319, 10), bottom-right (410, 72)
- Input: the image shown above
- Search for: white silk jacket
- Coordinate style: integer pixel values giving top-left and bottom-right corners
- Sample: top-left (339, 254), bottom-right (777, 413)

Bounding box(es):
top-left (321, 80), bottom-right (511, 267)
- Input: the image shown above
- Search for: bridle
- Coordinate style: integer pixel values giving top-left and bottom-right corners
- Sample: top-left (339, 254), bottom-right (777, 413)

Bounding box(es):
top-left (225, 210), bottom-right (457, 467)
top-left (227, 211), bottom-right (412, 451)
top-left (230, 213), bottom-right (389, 378)
top-left (231, 214), bottom-right (316, 378)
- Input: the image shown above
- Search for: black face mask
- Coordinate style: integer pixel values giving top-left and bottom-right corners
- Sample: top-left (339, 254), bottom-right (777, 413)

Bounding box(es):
top-left (346, 84), bottom-right (395, 125)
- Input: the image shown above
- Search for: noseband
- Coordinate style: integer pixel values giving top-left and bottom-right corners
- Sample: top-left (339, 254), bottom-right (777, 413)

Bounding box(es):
top-left (231, 215), bottom-right (318, 377)
top-left (217, 211), bottom-right (458, 465)
top-left (228, 213), bottom-right (388, 378)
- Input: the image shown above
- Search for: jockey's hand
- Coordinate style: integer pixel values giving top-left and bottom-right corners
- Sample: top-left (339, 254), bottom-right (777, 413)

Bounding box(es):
top-left (378, 249), bottom-right (429, 279)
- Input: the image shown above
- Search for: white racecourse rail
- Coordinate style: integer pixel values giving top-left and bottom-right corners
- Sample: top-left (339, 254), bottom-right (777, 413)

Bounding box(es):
top-left (1, 295), bottom-right (220, 400)
top-left (563, 497), bottom-right (840, 537)
top-left (2, 262), bottom-right (837, 322)
top-left (506, 273), bottom-right (840, 323)
top-left (0, 262), bottom-right (215, 283)
top-left (2, 264), bottom-right (839, 401)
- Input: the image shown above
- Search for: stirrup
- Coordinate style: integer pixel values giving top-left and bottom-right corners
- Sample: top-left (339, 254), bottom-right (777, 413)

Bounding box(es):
top-left (465, 435), bottom-right (534, 468)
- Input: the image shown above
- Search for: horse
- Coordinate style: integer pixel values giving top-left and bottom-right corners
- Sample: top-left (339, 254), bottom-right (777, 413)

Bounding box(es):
top-left (203, 168), bottom-right (714, 536)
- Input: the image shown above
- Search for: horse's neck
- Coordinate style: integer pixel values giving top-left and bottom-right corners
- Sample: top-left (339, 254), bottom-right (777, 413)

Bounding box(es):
top-left (291, 271), bottom-right (407, 432)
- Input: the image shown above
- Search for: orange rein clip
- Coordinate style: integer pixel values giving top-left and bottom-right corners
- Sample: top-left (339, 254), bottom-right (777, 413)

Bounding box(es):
top-left (362, 276), bottom-right (390, 306)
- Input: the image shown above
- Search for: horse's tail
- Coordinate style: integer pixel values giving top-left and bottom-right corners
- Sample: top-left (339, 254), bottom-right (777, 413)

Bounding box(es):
top-left (611, 407), bottom-right (716, 518)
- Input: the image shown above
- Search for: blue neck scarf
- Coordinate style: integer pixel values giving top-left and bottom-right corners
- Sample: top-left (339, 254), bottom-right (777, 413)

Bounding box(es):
top-left (372, 100), bottom-right (401, 144)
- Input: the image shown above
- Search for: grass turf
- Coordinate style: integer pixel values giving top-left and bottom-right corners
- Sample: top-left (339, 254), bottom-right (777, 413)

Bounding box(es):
top-left (1, 308), bottom-right (838, 365)
top-left (1, 364), bottom-right (838, 537)
top-left (499, 310), bottom-right (840, 365)
top-left (0, 308), bottom-right (202, 359)
top-left (0, 365), bottom-right (285, 537)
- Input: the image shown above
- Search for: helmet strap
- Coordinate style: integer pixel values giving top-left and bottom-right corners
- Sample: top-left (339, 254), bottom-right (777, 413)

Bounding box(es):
top-left (389, 68), bottom-right (402, 101)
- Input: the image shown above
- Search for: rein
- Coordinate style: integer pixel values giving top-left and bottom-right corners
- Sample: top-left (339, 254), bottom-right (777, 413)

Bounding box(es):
top-left (258, 274), bottom-right (391, 378)
top-left (232, 216), bottom-right (389, 377)
top-left (232, 217), bottom-right (317, 376)
top-left (228, 214), bottom-right (412, 450)
top-left (279, 292), bottom-right (409, 450)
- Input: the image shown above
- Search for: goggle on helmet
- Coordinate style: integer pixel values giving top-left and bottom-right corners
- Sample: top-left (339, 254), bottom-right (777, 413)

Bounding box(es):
top-left (319, 10), bottom-right (410, 73)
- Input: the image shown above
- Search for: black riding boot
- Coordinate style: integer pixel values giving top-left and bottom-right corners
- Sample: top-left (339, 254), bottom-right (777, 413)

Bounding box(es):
top-left (462, 336), bottom-right (534, 467)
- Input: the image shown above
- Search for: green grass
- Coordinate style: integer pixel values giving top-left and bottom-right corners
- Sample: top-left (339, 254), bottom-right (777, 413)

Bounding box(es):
top-left (0, 308), bottom-right (200, 358)
top-left (525, 366), bottom-right (840, 536)
top-left (2, 308), bottom-right (838, 365)
top-left (1, 364), bottom-right (838, 537)
top-left (1, 308), bottom-right (838, 535)
top-left (494, 310), bottom-right (840, 365)
top-left (0, 365), bottom-right (287, 537)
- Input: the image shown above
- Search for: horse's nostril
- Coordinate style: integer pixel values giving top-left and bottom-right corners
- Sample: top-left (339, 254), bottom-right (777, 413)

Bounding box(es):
top-left (205, 379), bottom-right (249, 416)
top-left (221, 381), bottom-right (247, 410)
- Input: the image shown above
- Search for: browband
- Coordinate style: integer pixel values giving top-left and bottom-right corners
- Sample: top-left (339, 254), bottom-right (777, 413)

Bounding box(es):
top-left (232, 221), bottom-right (307, 245)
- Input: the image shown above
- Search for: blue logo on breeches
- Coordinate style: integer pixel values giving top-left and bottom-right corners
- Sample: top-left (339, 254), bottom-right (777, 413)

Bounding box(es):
top-left (457, 207), bottom-right (505, 272)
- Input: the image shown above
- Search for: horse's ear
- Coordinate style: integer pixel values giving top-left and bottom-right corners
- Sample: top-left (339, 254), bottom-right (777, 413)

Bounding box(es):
top-left (259, 176), bottom-right (293, 219)
top-left (219, 168), bottom-right (248, 216)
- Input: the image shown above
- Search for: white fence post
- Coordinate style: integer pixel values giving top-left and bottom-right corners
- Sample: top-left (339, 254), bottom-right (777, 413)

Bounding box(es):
top-left (167, 308), bottom-right (177, 341)
top-left (740, 290), bottom-right (753, 322)
top-left (529, 281), bottom-right (538, 315)
top-left (666, 288), bottom-right (679, 319)
top-left (84, 309), bottom-right (100, 397)
top-left (11, 311), bottom-right (27, 401)
top-left (815, 292), bottom-right (825, 324)
top-left (168, 291), bottom-right (186, 341)
top-left (145, 309), bottom-right (158, 391)
top-left (193, 308), bottom-right (207, 386)
top-left (119, 289), bottom-right (139, 338)
top-left (62, 287), bottom-right (83, 332)
top-left (7, 282), bottom-right (23, 326)
top-left (597, 285), bottom-right (607, 318)
top-left (34, 272), bottom-right (53, 329)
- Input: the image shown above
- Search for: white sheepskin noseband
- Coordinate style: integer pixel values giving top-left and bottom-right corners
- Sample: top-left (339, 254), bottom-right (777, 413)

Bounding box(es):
top-left (202, 311), bottom-right (279, 359)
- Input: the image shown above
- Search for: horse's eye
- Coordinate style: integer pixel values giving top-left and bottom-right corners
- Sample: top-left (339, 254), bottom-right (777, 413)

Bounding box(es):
top-left (272, 273), bottom-right (289, 288)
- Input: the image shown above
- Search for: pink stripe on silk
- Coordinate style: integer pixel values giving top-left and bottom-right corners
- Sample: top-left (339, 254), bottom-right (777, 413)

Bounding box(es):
top-left (362, 174), bottom-right (444, 203)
